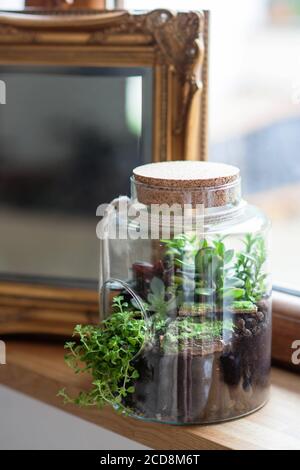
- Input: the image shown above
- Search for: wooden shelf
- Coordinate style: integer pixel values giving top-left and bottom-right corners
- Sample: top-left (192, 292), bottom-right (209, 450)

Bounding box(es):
top-left (1, 340), bottom-right (300, 450)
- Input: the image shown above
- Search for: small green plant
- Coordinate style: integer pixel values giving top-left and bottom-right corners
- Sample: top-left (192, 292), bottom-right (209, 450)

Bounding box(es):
top-left (162, 233), bottom-right (200, 265)
top-left (161, 233), bottom-right (268, 307)
top-left (162, 235), bottom-right (243, 307)
top-left (58, 296), bottom-right (145, 413)
top-left (146, 277), bottom-right (176, 316)
top-left (195, 237), bottom-right (245, 304)
top-left (162, 317), bottom-right (233, 354)
top-left (234, 234), bottom-right (267, 302)
top-left (229, 300), bottom-right (257, 313)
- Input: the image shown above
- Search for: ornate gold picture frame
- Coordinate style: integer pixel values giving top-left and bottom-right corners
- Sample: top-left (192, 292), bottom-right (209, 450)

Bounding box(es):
top-left (0, 9), bottom-right (209, 161)
top-left (0, 9), bottom-right (209, 335)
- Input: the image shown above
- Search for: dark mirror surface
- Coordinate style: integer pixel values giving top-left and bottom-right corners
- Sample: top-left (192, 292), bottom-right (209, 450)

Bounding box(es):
top-left (0, 66), bottom-right (153, 283)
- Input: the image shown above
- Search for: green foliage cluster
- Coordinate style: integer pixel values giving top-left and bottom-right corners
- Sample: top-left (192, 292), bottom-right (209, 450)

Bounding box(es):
top-left (60, 232), bottom-right (268, 411)
top-left (234, 234), bottom-right (268, 302)
top-left (161, 233), bottom-right (267, 307)
top-left (58, 296), bottom-right (145, 412)
top-left (146, 276), bottom-right (176, 316)
top-left (60, 296), bottom-right (233, 410)
top-left (161, 317), bottom-right (233, 354)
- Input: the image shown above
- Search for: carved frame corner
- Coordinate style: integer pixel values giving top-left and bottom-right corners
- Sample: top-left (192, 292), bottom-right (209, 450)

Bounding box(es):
top-left (0, 8), bottom-right (209, 162)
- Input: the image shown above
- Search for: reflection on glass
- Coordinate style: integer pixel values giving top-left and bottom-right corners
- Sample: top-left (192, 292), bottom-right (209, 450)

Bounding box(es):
top-left (0, 66), bottom-right (153, 281)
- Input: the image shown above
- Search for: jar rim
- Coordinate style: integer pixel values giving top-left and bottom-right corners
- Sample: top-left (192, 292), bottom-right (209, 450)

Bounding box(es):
top-left (132, 161), bottom-right (240, 189)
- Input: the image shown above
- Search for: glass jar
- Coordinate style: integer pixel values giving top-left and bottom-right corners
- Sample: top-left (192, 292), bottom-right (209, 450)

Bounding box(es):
top-left (99, 161), bottom-right (271, 425)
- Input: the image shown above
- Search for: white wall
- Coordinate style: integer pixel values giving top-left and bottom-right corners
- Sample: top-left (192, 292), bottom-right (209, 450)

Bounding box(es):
top-left (0, 384), bottom-right (148, 450)
top-left (0, 1), bottom-right (24, 8)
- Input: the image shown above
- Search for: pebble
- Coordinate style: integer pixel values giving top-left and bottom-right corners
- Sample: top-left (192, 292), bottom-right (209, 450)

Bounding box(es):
top-left (236, 318), bottom-right (245, 330)
top-left (245, 318), bottom-right (257, 330)
top-left (232, 332), bottom-right (240, 341)
top-left (257, 311), bottom-right (265, 322)
top-left (257, 299), bottom-right (269, 312)
top-left (243, 328), bottom-right (252, 337)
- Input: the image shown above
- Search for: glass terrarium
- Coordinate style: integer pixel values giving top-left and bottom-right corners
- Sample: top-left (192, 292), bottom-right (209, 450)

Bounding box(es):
top-left (99, 161), bottom-right (272, 425)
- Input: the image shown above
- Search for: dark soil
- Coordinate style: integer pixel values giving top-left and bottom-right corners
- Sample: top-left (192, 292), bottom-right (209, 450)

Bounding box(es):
top-left (124, 298), bottom-right (271, 424)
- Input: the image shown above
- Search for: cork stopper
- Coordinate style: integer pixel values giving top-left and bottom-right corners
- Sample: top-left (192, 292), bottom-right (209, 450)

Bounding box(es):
top-left (132, 161), bottom-right (240, 208)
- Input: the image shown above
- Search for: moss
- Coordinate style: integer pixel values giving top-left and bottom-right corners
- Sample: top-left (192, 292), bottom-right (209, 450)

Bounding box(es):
top-left (178, 303), bottom-right (213, 317)
top-left (228, 301), bottom-right (258, 314)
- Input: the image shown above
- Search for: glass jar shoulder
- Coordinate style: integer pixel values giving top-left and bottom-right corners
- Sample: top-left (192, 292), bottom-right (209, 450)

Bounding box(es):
top-left (205, 202), bottom-right (270, 237)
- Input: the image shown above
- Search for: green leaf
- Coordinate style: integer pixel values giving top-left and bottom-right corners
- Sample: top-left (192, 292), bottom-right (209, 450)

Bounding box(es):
top-left (147, 293), bottom-right (159, 304)
top-left (150, 277), bottom-right (165, 296)
top-left (221, 287), bottom-right (245, 299)
top-left (195, 287), bottom-right (215, 296)
top-left (213, 240), bottom-right (225, 257)
top-left (231, 300), bottom-right (257, 312)
top-left (245, 278), bottom-right (252, 293)
top-left (224, 277), bottom-right (244, 288)
top-left (242, 253), bottom-right (256, 263)
top-left (160, 239), bottom-right (173, 244)
top-left (174, 259), bottom-right (194, 269)
top-left (224, 249), bottom-right (234, 264)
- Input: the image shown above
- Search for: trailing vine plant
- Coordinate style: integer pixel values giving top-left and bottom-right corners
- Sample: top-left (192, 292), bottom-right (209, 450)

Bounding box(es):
top-left (58, 296), bottom-right (145, 413)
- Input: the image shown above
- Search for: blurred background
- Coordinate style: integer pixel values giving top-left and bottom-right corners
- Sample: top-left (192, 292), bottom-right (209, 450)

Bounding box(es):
top-left (0, 0), bottom-right (300, 289)
top-left (128, 0), bottom-right (300, 291)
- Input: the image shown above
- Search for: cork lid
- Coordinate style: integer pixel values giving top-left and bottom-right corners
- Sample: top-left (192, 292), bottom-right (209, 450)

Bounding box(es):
top-left (133, 161), bottom-right (239, 188)
top-left (132, 161), bottom-right (240, 207)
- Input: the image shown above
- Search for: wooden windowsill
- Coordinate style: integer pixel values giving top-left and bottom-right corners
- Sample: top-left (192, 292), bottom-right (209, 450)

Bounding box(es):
top-left (1, 285), bottom-right (300, 372)
top-left (0, 340), bottom-right (300, 450)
